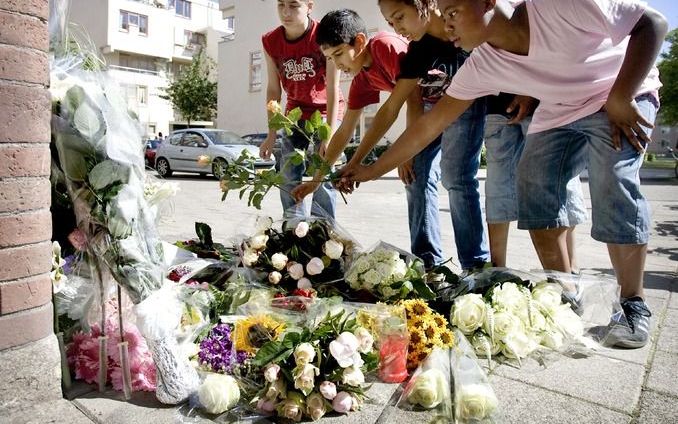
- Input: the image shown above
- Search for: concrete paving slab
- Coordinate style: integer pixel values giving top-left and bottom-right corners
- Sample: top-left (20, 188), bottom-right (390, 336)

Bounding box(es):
top-left (663, 307), bottom-right (678, 328)
top-left (0, 399), bottom-right (93, 424)
top-left (636, 389), bottom-right (678, 424)
top-left (656, 324), bottom-right (678, 354)
top-left (492, 354), bottom-right (644, 414)
top-left (646, 351), bottom-right (678, 397)
top-left (490, 375), bottom-right (630, 424)
top-left (669, 294), bottom-right (678, 311)
top-left (73, 390), bottom-right (183, 424)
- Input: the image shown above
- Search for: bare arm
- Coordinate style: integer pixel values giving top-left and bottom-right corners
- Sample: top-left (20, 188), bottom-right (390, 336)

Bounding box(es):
top-left (355, 95), bottom-right (473, 181)
top-left (325, 59), bottom-right (342, 134)
top-left (405, 85), bottom-right (424, 126)
top-left (264, 51), bottom-right (282, 139)
top-left (347, 78), bottom-right (420, 165)
top-left (606, 7), bottom-right (668, 150)
top-left (321, 108), bottom-right (362, 167)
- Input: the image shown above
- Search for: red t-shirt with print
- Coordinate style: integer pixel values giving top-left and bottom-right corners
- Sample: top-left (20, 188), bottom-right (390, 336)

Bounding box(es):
top-left (348, 32), bottom-right (408, 110)
top-left (262, 19), bottom-right (345, 120)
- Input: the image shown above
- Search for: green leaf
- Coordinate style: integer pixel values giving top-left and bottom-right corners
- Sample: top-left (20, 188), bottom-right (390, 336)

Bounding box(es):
top-left (412, 279), bottom-right (436, 300)
top-left (288, 150), bottom-right (305, 166)
top-left (287, 107), bottom-right (302, 124)
top-left (309, 110), bottom-right (323, 128)
top-left (73, 101), bottom-right (103, 140)
top-left (304, 120), bottom-right (315, 136)
top-left (318, 123), bottom-right (331, 142)
top-left (253, 341), bottom-right (285, 367)
top-left (252, 192), bottom-right (264, 209)
top-left (221, 190), bottom-right (228, 201)
top-left (195, 222), bottom-right (213, 246)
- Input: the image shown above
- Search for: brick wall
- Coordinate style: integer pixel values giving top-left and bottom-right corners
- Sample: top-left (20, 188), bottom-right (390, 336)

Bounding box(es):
top-left (0, 0), bottom-right (54, 351)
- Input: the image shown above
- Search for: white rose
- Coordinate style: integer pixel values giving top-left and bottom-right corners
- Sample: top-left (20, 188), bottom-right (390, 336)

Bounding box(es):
top-left (265, 379), bottom-right (287, 400)
top-left (470, 332), bottom-right (502, 357)
top-left (293, 342), bottom-right (316, 365)
top-left (376, 262), bottom-right (394, 280)
top-left (552, 304), bottom-right (584, 338)
top-left (198, 374), bottom-right (240, 414)
top-left (361, 269), bottom-right (382, 289)
top-left (323, 239), bottom-right (344, 260)
top-left (452, 294), bottom-right (488, 334)
top-left (264, 364), bottom-right (280, 383)
top-left (341, 366), bottom-right (365, 386)
top-left (306, 257), bottom-right (325, 276)
top-left (288, 262), bottom-right (304, 280)
top-left (525, 308), bottom-right (548, 332)
top-left (353, 256), bottom-right (370, 274)
top-left (541, 329), bottom-right (565, 350)
top-left (380, 285), bottom-right (397, 299)
top-left (249, 233), bottom-right (269, 250)
top-left (407, 369), bottom-right (447, 409)
top-left (502, 331), bottom-right (538, 359)
top-left (346, 269), bottom-right (359, 288)
top-left (353, 327), bottom-right (374, 353)
top-left (242, 248), bottom-right (259, 267)
top-left (297, 278), bottom-right (312, 290)
top-left (293, 363), bottom-right (319, 395)
top-left (268, 271), bottom-right (282, 285)
top-left (306, 392), bottom-right (327, 421)
top-left (457, 384), bottom-right (498, 421)
top-left (492, 282), bottom-right (528, 312)
top-left (329, 332), bottom-right (363, 368)
top-left (271, 252), bottom-right (288, 270)
top-left (255, 216), bottom-right (273, 232)
top-left (319, 381), bottom-right (337, 400)
top-left (531, 282), bottom-right (564, 314)
top-left (294, 221), bottom-right (309, 238)
top-left (484, 309), bottom-right (522, 339)
top-left (392, 259), bottom-right (408, 280)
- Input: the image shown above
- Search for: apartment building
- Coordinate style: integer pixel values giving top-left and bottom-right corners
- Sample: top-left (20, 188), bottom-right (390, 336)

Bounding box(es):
top-left (68, 0), bottom-right (233, 138)
top-left (217, 0), bottom-right (407, 142)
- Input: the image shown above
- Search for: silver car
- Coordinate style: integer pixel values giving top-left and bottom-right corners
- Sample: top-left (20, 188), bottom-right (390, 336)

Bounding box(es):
top-left (154, 129), bottom-right (275, 179)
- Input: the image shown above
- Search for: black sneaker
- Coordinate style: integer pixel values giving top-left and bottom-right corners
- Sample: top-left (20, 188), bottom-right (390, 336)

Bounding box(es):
top-left (606, 297), bottom-right (652, 348)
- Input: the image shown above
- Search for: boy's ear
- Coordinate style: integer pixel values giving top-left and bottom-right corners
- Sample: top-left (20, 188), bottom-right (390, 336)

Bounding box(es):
top-left (307, 0), bottom-right (314, 14)
top-left (484, 0), bottom-right (497, 13)
top-left (354, 32), bottom-right (368, 53)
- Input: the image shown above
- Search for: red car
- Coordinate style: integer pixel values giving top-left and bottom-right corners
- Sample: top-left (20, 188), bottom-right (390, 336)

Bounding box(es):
top-left (145, 139), bottom-right (162, 167)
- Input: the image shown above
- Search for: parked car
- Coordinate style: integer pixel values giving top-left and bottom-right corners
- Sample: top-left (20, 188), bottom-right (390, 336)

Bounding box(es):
top-left (145, 139), bottom-right (162, 167)
top-left (154, 129), bottom-right (275, 179)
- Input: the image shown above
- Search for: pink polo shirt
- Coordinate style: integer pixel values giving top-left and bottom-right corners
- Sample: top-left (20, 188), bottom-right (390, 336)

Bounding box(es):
top-left (445, 0), bottom-right (662, 134)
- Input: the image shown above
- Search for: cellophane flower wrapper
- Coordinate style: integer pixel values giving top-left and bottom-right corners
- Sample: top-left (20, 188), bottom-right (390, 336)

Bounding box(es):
top-left (344, 241), bottom-right (433, 302)
top-left (396, 347), bottom-right (453, 422)
top-left (451, 331), bottom-right (500, 424)
top-left (49, 2), bottom-right (198, 403)
top-left (238, 212), bottom-right (360, 299)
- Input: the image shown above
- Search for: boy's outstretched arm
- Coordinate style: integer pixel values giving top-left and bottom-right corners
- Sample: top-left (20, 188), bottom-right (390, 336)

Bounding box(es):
top-left (323, 59), bottom-right (342, 156)
top-left (398, 87), bottom-right (425, 185)
top-left (606, 7), bottom-right (668, 152)
top-left (260, 51), bottom-right (282, 160)
top-left (343, 95), bottom-right (473, 185)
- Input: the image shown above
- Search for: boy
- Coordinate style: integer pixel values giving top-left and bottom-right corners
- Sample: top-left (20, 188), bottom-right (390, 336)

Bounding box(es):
top-left (344, 0), bottom-right (666, 348)
top-left (292, 9), bottom-right (444, 268)
top-left (259, 0), bottom-right (344, 218)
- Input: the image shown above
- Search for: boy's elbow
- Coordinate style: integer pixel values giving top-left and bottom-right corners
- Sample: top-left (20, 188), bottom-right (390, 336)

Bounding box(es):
top-left (645, 8), bottom-right (669, 38)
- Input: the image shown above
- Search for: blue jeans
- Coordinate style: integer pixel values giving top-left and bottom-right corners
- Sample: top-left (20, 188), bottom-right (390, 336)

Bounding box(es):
top-left (279, 128), bottom-right (336, 219)
top-left (405, 136), bottom-right (444, 269)
top-left (440, 100), bottom-right (490, 269)
top-left (484, 115), bottom-right (587, 224)
top-left (517, 94), bottom-right (657, 244)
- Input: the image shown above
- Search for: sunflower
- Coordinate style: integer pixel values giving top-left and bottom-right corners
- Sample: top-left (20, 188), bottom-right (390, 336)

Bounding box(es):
top-left (407, 314), bottom-right (425, 329)
top-left (234, 315), bottom-right (285, 354)
top-left (401, 299), bottom-right (430, 317)
top-left (408, 327), bottom-right (427, 348)
top-left (422, 322), bottom-right (439, 340)
top-left (431, 313), bottom-right (448, 329)
top-left (438, 328), bottom-right (455, 346)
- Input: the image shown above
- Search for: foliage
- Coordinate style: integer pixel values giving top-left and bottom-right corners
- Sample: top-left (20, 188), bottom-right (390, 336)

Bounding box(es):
top-left (174, 222), bottom-right (236, 262)
top-left (658, 28), bottom-right (678, 125)
top-left (160, 49), bottom-right (217, 127)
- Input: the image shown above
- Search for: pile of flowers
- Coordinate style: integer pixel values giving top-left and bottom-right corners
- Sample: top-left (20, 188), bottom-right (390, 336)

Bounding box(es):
top-left (251, 310), bottom-right (378, 422)
top-left (451, 281), bottom-right (584, 362)
top-left (400, 299), bottom-right (456, 370)
top-left (241, 217), bottom-right (355, 297)
top-left (345, 246), bottom-right (434, 301)
top-left (197, 323), bottom-right (249, 374)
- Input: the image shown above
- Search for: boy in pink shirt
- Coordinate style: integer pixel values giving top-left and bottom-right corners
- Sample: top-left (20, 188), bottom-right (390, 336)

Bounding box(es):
top-left (343, 0), bottom-right (667, 348)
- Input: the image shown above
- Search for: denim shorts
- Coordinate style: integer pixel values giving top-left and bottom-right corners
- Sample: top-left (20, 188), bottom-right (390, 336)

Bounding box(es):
top-left (485, 115), bottom-right (587, 224)
top-left (517, 94), bottom-right (657, 244)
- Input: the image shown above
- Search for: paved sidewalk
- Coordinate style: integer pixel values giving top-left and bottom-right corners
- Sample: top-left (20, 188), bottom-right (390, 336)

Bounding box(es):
top-left (11, 170), bottom-right (676, 423)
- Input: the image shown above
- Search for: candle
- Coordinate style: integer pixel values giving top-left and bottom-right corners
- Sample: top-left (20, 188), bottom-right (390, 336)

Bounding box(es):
top-left (378, 332), bottom-right (409, 383)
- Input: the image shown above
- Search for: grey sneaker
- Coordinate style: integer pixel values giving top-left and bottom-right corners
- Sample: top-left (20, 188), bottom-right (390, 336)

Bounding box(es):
top-left (561, 283), bottom-right (584, 316)
top-left (606, 297), bottom-right (652, 348)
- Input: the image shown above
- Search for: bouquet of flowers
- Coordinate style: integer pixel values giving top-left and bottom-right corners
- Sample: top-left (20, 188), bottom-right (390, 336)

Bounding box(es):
top-left (240, 216), bottom-right (357, 299)
top-left (250, 310), bottom-right (378, 422)
top-left (345, 243), bottom-right (435, 302)
top-left (400, 299), bottom-right (456, 370)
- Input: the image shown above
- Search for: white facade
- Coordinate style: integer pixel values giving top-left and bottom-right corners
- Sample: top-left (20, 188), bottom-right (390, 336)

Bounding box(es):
top-left (69, 0), bottom-right (232, 138)
top-left (217, 0), bottom-right (407, 142)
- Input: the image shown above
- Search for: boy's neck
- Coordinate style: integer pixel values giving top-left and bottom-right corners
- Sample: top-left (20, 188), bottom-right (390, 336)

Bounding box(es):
top-left (486, 2), bottom-right (530, 55)
top-left (427, 10), bottom-right (448, 41)
top-left (361, 40), bottom-right (373, 69)
top-left (284, 16), bottom-right (311, 40)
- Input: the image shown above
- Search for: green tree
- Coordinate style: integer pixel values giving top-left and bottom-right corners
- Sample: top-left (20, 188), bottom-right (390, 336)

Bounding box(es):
top-left (658, 29), bottom-right (678, 125)
top-left (161, 49), bottom-right (217, 127)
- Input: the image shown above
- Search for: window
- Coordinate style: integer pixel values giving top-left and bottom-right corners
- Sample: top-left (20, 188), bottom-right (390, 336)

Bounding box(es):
top-left (224, 16), bottom-right (235, 33)
top-left (119, 10), bottom-right (148, 35)
top-left (169, 134), bottom-right (183, 145)
top-left (137, 86), bottom-right (148, 105)
top-left (119, 54), bottom-right (156, 72)
top-left (249, 51), bottom-right (262, 92)
top-left (181, 133), bottom-right (207, 147)
top-left (183, 30), bottom-right (206, 48)
top-left (171, 0), bottom-right (191, 18)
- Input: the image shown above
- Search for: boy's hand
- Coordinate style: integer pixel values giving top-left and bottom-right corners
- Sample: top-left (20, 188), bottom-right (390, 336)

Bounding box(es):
top-left (507, 95), bottom-right (538, 124)
top-left (397, 158), bottom-right (416, 185)
top-left (318, 140), bottom-right (328, 158)
top-left (291, 181), bottom-right (320, 203)
top-left (259, 135), bottom-right (276, 160)
top-left (604, 95), bottom-right (653, 152)
top-left (338, 164), bottom-right (373, 194)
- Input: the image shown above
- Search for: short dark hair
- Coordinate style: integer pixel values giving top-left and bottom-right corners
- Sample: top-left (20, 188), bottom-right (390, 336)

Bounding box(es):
top-left (377, 0), bottom-right (437, 19)
top-left (316, 9), bottom-right (368, 48)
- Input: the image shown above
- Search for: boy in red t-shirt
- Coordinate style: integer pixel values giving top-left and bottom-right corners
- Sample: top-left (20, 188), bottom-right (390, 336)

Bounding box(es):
top-left (259, 0), bottom-right (344, 218)
top-left (292, 9), bottom-right (445, 269)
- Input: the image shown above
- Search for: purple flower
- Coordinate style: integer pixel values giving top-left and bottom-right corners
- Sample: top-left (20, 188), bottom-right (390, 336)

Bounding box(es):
top-left (63, 254), bottom-right (77, 275)
top-left (198, 323), bottom-right (249, 373)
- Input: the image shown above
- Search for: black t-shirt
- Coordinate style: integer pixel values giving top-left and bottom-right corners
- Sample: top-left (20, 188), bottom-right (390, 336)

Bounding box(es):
top-left (398, 34), bottom-right (468, 103)
top-left (485, 93), bottom-right (516, 117)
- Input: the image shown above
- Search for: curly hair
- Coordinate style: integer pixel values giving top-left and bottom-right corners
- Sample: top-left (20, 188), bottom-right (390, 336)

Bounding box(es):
top-left (377, 0), bottom-right (438, 18)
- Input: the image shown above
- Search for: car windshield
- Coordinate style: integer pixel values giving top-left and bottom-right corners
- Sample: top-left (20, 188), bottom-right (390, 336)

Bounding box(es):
top-left (147, 140), bottom-right (161, 148)
top-left (204, 130), bottom-right (247, 145)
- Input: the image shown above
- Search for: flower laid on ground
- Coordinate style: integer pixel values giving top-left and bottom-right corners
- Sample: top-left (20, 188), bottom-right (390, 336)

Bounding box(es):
top-left (240, 217), bottom-right (356, 298)
top-left (407, 368), bottom-right (448, 409)
top-left (456, 383), bottom-right (499, 421)
top-left (345, 245), bottom-right (435, 302)
top-left (450, 280), bottom-right (585, 362)
top-left (175, 222), bottom-right (235, 262)
top-left (400, 299), bottom-right (456, 370)
top-left (251, 310), bottom-right (378, 422)
top-left (198, 323), bottom-right (249, 374)
top-left (198, 373), bottom-right (241, 415)
top-left (233, 315), bottom-right (285, 355)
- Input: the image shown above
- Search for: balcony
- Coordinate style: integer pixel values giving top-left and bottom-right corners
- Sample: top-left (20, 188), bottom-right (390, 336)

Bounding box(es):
top-left (109, 64), bottom-right (160, 76)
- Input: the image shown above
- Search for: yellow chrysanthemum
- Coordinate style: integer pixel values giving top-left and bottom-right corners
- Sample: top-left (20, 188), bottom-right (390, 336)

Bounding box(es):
top-left (438, 329), bottom-right (455, 347)
top-left (407, 315), bottom-right (426, 329)
top-left (432, 313), bottom-right (448, 329)
top-left (408, 327), bottom-right (427, 349)
top-left (234, 315), bottom-right (285, 354)
top-left (356, 310), bottom-right (377, 334)
top-left (401, 299), bottom-right (430, 318)
top-left (422, 322), bottom-right (439, 340)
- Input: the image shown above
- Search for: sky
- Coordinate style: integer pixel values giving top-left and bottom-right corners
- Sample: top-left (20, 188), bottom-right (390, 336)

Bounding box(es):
top-left (649, 0), bottom-right (678, 54)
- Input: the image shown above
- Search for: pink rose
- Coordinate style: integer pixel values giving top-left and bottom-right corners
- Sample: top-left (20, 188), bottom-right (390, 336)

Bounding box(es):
top-left (319, 381), bottom-right (337, 400)
top-left (332, 391), bottom-right (353, 414)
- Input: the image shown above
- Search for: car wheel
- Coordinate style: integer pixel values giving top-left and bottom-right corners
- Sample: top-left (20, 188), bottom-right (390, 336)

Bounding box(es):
top-left (212, 158), bottom-right (228, 179)
top-left (156, 158), bottom-right (173, 178)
